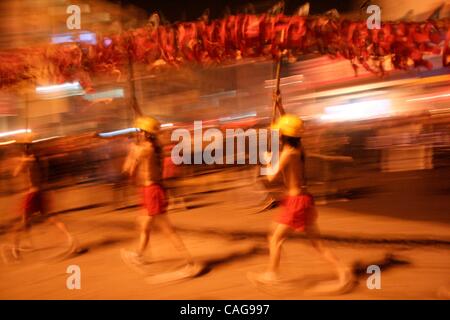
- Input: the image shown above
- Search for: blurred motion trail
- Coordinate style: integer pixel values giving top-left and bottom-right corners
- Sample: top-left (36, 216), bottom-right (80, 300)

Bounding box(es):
top-left (0, 0), bottom-right (450, 301)
top-left (0, 174), bottom-right (449, 299)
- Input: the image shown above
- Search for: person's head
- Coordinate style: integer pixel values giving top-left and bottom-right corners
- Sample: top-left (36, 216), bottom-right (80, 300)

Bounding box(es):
top-left (281, 134), bottom-right (301, 149)
top-left (24, 143), bottom-right (33, 155)
top-left (15, 133), bottom-right (35, 155)
top-left (134, 116), bottom-right (160, 144)
top-left (272, 114), bottom-right (304, 149)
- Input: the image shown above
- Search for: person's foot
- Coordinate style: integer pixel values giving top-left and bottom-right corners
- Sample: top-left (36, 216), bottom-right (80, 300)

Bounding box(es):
top-left (1, 245), bottom-right (21, 264)
top-left (181, 262), bottom-right (203, 277)
top-left (255, 272), bottom-right (282, 284)
top-left (11, 245), bottom-right (21, 260)
top-left (337, 266), bottom-right (354, 286)
top-left (262, 198), bottom-right (278, 210)
top-left (17, 244), bottom-right (34, 252)
top-left (64, 237), bottom-right (82, 255)
top-left (121, 249), bottom-right (145, 266)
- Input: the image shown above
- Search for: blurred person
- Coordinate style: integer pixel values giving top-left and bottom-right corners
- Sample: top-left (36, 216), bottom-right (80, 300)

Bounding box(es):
top-left (100, 138), bottom-right (129, 210)
top-left (307, 127), bottom-right (354, 204)
top-left (246, 122), bottom-right (284, 213)
top-left (253, 170), bottom-right (283, 212)
top-left (1, 135), bottom-right (77, 263)
top-left (120, 116), bottom-right (198, 273)
top-left (163, 143), bottom-right (187, 211)
top-left (112, 137), bottom-right (133, 210)
top-left (250, 115), bottom-right (352, 288)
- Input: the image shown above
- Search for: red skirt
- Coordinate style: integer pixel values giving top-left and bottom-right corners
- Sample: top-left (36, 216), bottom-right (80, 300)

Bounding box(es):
top-left (141, 184), bottom-right (168, 216)
top-left (276, 194), bottom-right (317, 232)
top-left (22, 191), bottom-right (46, 218)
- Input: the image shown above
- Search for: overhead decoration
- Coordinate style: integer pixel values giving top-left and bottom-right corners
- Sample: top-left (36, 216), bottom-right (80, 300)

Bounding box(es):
top-left (0, 6), bottom-right (449, 91)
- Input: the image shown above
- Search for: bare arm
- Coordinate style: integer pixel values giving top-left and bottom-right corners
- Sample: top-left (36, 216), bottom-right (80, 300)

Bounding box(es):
top-left (13, 155), bottom-right (33, 177)
top-left (266, 149), bottom-right (290, 183)
top-left (307, 152), bottom-right (353, 162)
top-left (122, 144), bottom-right (141, 176)
top-left (122, 143), bottom-right (152, 176)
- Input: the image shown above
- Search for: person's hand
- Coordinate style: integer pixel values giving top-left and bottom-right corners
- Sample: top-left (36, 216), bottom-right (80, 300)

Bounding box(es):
top-left (263, 151), bottom-right (272, 163)
top-left (121, 169), bottom-right (130, 177)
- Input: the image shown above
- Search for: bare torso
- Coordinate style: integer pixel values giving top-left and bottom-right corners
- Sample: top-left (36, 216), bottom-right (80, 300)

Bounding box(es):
top-left (280, 146), bottom-right (304, 196)
top-left (16, 154), bottom-right (41, 192)
top-left (134, 141), bottom-right (162, 186)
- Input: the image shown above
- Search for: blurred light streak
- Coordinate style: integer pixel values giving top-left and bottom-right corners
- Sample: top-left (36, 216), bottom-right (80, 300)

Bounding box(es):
top-left (51, 34), bottom-right (73, 44)
top-left (32, 136), bottom-right (64, 143)
top-left (51, 32), bottom-right (97, 45)
top-left (98, 128), bottom-right (138, 137)
top-left (79, 32), bottom-right (97, 45)
top-left (265, 75), bottom-right (304, 88)
top-left (430, 107), bottom-right (450, 114)
top-left (161, 123), bottom-right (174, 128)
top-left (36, 82), bottom-right (82, 94)
top-left (200, 90), bottom-right (237, 99)
top-left (406, 93), bottom-right (450, 102)
top-left (288, 79), bottom-right (413, 102)
top-left (219, 112), bottom-right (257, 123)
top-left (0, 129), bottom-right (32, 138)
top-left (299, 115), bottom-right (316, 121)
top-left (320, 99), bottom-right (391, 122)
top-left (0, 140), bottom-right (16, 145)
top-left (84, 89), bottom-right (124, 101)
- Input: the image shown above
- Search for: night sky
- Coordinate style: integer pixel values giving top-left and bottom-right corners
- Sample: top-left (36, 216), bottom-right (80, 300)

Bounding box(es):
top-left (111, 0), bottom-right (355, 22)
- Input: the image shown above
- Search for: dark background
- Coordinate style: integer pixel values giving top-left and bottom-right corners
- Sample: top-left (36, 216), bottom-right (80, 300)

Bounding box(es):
top-left (111, 0), bottom-right (355, 22)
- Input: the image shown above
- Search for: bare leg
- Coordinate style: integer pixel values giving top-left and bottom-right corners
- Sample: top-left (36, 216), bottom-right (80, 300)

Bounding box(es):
top-left (135, 215), bottom-right (153, 257)
top-left (48, 216), bottom-right (76, 249)
top-left (265, 223), bottom-right (291, 279)
top-left (154, 214), bottom-right (193, 265)
top-left (306, 222), bottom-right (351, 284)
top-left (11, 216), bottom-right (30, 258)
top-left (119, 215), bottom-right (152, 266)
top-left (20, 226), bottom-right (34, 250)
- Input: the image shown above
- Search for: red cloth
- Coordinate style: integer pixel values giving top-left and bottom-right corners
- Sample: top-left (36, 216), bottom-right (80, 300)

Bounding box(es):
top-left (140, 184), bottom-right (168, 216)
top-left (163, 156), bottom-right (178, 179)
top-left (276, 194), bottom-right (317, 231)
top-left (22, 191), bottom-right (45, 217)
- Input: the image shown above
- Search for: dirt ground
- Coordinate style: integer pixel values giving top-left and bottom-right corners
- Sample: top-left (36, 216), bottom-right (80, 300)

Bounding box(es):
top-left (0, 183), bottom-right (449, 300)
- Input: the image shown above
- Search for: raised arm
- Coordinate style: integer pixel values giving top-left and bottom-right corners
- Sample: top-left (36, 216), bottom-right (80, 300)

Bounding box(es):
top-left (123, 143), bottom-right (152, 176)
top-left (265, 149), bottom-right (290, 183)
top-left (13, 154), bottom-right (33, 177)
top-left (122, 144), bottom-right (142, 176)
top-left (307, 152), bottom-right (353, 162)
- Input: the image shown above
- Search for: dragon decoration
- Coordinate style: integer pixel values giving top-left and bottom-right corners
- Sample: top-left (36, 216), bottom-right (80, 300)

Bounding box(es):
top-left (0, 3), bottom-right (449, 91)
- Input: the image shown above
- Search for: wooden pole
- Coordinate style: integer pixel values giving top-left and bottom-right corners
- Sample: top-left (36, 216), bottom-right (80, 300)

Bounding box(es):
top-left (127, 55), bottom-right (142, 119)
top-left (121, 0), bottom-right (143, 121)
top-left (25, 93), bottom-right (29, 132)
top-left (271, 57), bottom-right (282, 125)
top-left (271, 29), bottom-right (286, 126)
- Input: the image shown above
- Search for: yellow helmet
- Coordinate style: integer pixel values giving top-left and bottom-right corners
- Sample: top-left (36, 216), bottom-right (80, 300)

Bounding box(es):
top-left (134, 116), bottom-right (160, 134)
top-left (272, 114), bottom-right (304, 138)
